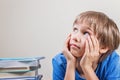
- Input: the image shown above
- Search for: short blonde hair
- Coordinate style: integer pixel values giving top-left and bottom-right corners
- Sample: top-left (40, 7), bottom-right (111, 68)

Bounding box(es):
top-left (73, 11), bottom-right (120, 62)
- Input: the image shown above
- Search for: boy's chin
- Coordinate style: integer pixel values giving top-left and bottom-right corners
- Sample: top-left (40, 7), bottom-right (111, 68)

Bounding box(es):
top-left (70, 49), bottom-right (83, 58)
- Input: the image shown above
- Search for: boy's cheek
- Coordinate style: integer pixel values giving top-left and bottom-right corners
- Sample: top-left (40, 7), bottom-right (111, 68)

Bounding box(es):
top-left (68, 38), bottom-right (71, 50)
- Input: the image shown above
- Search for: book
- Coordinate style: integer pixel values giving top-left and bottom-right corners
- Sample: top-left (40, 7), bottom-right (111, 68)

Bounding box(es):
top-left (0, 57), bottom-right (45, 73)
top-left (0, 74), bottom-right (43, 80)
top-left (0, 71), bottom-right (36, 78)
top-left (0, 57), bottom-right (45, 61)
top-left (0, 57), bottom-right (44, 80)
top-left (0, 60), bottom-right (39, 73)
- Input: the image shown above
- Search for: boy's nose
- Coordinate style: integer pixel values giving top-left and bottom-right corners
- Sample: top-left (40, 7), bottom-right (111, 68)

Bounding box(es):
top-left (72, 33), bottom-right (81, 42)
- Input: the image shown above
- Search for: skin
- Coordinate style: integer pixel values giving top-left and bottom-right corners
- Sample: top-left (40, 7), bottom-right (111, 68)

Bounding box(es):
top-left (62, 23), bottom-right (102, 80)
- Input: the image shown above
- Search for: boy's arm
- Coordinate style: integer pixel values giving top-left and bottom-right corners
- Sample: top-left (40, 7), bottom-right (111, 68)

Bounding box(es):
top-left (64, 61), bottom-right (76, 80)
top-left (80, 34), bottom-right (99, 80)
top-left (52, 54), bottom-right (76, 80)
top-left (63, 34), bottom-right (76, 80)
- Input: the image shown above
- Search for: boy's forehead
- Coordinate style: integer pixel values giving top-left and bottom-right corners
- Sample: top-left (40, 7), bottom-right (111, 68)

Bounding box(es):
top-left (74, 23), bottom-right (91, 29)
top-left (73, 23), bottom-right (94, 32)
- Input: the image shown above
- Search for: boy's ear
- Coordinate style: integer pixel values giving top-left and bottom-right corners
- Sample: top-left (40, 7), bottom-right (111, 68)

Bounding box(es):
top-left (99, 46), bottom-right (109, 54)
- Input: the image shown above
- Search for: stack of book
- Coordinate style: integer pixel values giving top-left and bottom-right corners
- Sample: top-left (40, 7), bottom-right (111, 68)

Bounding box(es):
top-left (0, 57), bottom-right (45, 80)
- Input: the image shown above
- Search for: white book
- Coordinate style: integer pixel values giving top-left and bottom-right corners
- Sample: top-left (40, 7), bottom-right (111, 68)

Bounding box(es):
top-left (0, 75), bottom-right (43, 80)
top-left (0, 71), bottom-right (36, 78)
top-left (0, 57), bottom-right (45, 73)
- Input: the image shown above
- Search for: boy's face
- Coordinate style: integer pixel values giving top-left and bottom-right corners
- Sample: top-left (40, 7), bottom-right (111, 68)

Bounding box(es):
top-left (69, 23), bottom-right (94, 58)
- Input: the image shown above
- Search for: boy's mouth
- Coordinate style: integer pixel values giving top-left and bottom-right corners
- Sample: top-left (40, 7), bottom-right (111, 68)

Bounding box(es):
top-left (70, 44), bottom-right (80, 49)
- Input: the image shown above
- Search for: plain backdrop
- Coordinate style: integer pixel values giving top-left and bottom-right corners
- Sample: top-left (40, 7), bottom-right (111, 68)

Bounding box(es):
top-left (0, 0), bottom-right (120, 80)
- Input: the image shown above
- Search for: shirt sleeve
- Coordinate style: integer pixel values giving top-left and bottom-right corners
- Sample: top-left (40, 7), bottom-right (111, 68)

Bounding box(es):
top-left (52, 56), bottom-right (65, 80)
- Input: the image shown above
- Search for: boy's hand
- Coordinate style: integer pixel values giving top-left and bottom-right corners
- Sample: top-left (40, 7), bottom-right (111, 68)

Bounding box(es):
top-left (80, 34), bottom-right (100, 69)
top-left (62, 34), bottom-right (76, 63)
top-left (63, 34), bottom-right (76, 80)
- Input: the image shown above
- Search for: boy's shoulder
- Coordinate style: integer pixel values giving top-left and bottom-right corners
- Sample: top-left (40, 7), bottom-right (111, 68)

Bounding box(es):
top-left (96, 51), bottom-right (120, 79)
top-left (103, 51), bottom-right (120, 67)
top-left (108, 51), bottom-right (120, 61)
top-left (52, 52), bottom-right (66, 65)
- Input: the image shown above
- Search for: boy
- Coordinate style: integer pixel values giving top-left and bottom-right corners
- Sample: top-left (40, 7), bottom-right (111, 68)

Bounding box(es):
top-left (52, 11), bottom-right (120, 80)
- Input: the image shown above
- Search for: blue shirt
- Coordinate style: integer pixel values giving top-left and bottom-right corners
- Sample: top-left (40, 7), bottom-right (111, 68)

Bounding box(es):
top-left (52, 51), bottom-right (120, 80)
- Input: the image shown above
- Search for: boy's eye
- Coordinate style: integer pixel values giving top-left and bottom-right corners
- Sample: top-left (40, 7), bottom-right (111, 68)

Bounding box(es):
top-left (83, 32), bottom-right (89, 35)
top-left (73, 28), bottom-right (78, 33)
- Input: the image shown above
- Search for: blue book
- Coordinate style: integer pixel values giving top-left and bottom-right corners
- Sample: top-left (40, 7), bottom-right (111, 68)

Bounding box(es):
top-left (0, 57), bottom-right (45, 61)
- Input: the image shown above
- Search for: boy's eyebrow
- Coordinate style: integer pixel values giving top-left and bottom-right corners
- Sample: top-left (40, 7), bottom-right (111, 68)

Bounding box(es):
top-left (87, 27), bottom-right (93, 32)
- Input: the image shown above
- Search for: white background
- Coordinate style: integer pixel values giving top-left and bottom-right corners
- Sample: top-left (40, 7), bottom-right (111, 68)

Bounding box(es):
top-left (0, 0), bottom-right (120, 80)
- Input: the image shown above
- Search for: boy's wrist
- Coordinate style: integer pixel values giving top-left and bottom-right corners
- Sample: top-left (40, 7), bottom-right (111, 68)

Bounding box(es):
top-left (81, 64), bottom-right (93, 73)
top-left (66, 56), bottom-right (76, 64)
top-left (67, 60), bottom-right (76, 66)
top-left (81, 65), bottom-right (99, 80)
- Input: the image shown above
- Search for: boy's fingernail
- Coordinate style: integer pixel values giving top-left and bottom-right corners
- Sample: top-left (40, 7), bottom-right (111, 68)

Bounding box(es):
top-left (84, 33), bottom-right (89, 38)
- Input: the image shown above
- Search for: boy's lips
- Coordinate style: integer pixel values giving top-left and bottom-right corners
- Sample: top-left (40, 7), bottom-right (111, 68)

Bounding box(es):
top-left (70, 44), bottom-right (80, 49)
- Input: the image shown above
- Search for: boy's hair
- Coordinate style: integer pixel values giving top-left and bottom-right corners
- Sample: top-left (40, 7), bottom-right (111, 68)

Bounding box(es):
top-left (73, 11), bottom-right (120, 62)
